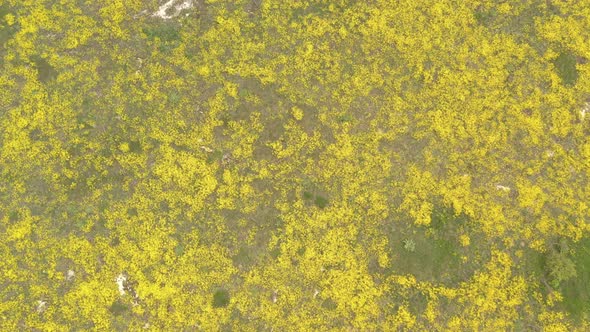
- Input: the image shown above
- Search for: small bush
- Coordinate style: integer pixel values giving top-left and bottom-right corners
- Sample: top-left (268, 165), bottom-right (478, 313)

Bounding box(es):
top-left (213, 289), bottom-right (230, 308)
top-left (546, 240), bottom-right (577, 288)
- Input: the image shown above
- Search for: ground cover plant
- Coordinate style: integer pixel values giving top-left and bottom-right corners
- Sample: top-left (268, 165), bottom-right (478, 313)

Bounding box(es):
top-left (1, 0), bottom-right (590, 330)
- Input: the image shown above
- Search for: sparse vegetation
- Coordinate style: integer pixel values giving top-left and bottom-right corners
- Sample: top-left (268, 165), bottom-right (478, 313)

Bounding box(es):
top-left (1, 0), bottom-right (589, 330)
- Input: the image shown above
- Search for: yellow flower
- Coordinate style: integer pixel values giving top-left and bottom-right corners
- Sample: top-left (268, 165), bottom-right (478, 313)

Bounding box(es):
top-left (459, 234), bottom-right (470, 246)
top-left (5, 14), bottom-right (15, 26)
top-left (292, 106), bottom-right (304, 120)
top-left (119, 142), bottom-right (130, 153)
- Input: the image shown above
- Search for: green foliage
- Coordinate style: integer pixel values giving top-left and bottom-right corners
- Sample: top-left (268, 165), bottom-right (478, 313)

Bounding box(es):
top-left (473, 7), bottom-right (496, 26)
top-left (29, 55), bottom-right (58, 83)
top-left (142, 22), bottom-right (181, 43)
top-left (1, 0), bottom-right (589, 330)
top-left (174, 243), bottom-right (184, 256)
top-left (213, 289), bottom-right (230, 308)
top-left (168, 92), bottom-right (181, 104)
top-left (560, 239), bottom-right (590, 321)
top-left (429, 204), bottom-right (469, 230)
top-left (142, 22), bottom-right (182, 53)
top-left (337, 113), bottom-right (353, 123)
top-left (314, 195), bottom-right (329, 209)
top-left (553, 51), bottom-right (579, 86)
top-left (546, 249), bottom-right (576, 289)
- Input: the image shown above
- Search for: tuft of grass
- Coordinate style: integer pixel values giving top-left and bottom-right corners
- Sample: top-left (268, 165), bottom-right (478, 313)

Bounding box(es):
top-left (168, 92), bottom-right (181, 104)
top-left (337, 114), bottom-right (353, 123)
top-left (174, 244), bottom-right (184, 256)
top-left (213, 289), bottom-right (231, 308)
top-left (402, 239), bottom-right (416, 252)
top-left (314, 195), bottom-right (329, 209)
top-left (126, 207), bottom-right (138, 217)
top-left (270, 246), bottom-right (281, 259)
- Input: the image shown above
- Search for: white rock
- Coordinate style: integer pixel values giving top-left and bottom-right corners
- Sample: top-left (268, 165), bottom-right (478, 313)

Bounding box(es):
top-left (116, 274), bottom-right (127, 295)
top-left (152, 0), bottom-right (194, 20)
top-left (495, 185), bottom-right (511, 192)
top-left (36, 300), bottom-right (47, 313)
top-left (580, 102), bottom-right (589, 120)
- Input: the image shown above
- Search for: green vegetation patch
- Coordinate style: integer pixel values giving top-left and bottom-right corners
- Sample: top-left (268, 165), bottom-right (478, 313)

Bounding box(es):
top-left (0, 5), bottom-right (18, 50)
top-left (387, 205), bottom-right (490, 286)
top-left (523, 237), bottom-right (590, 322)
top-left (142, 22), bottom-right (182, 53)
top-left (143, 22), bottom-right (181, 43)
top-left (213, 288), bottom-right (231, 308)
top-left (232, 246), bottom-right (256, 268)
top-left (109, 300), bottom-right (130, 316)
top-left (313, 195), bottom-right (329, 209)
top-left (553, 51), bottom-right (579, 86)
top-left (30, 55), bottom-right (58, 83)
top-left (560, 238), bottom-right (590, 321)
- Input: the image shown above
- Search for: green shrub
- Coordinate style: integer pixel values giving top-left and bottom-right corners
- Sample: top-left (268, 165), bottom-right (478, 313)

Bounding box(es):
top-left (213, 289), bottom-right (230, 308)
top-left (554, 51), bottom-right (578, 86)
top-left (546, 240), bottom-right (577, 288)
top-left (314, 195), bottom-right (329, 209)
